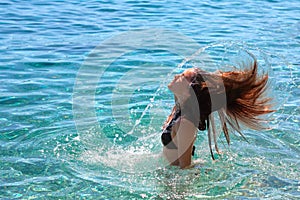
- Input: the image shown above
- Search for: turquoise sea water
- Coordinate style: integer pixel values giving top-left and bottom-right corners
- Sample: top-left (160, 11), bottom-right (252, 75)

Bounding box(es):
top-left (1, 0), bottom-right (299, 199)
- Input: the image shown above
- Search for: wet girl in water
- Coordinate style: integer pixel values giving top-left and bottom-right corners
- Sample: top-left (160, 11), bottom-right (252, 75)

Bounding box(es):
top-left (161, 54), bottom-right (274, 169)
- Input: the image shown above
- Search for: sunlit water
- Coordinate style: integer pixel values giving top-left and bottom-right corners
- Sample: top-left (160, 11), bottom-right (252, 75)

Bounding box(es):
top-left (1, 0), bottom-right (299, 199)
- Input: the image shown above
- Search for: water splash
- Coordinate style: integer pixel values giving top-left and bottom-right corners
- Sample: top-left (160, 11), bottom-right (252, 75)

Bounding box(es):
top-left (76, 40), bottom-right (296, 175)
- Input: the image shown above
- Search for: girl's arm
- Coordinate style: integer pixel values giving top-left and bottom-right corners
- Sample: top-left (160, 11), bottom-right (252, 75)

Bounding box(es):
top-left (176, 118), bottom-right (197, 169)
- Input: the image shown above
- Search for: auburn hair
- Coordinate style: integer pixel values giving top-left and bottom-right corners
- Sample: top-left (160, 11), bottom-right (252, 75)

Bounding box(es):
top-left (164, 53), bottom-right (274, 159)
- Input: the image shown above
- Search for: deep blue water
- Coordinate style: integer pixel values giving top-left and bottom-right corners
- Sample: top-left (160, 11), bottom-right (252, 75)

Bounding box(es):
top-left (0, 0), bottom-right (299, 199)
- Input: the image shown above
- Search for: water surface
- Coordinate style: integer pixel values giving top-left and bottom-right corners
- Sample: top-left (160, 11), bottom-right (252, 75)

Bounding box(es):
top-left (0, 0), bottom-right (299, 199)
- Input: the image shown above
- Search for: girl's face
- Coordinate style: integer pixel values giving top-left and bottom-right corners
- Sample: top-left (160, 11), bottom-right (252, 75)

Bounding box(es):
top-left (168, 68), bottom-right (196, 98)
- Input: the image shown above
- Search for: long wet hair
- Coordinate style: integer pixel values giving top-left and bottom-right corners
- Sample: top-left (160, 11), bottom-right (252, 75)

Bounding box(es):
top-left (164, 53), bottom-right (274, 159)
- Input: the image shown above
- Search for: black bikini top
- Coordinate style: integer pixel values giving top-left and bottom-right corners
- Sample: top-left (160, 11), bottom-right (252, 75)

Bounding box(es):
top-left (161, 107), bottom-right (181, 149)
top-left (161, 105), bottom-right (199, 154)
top-left (164, 108), bottom-right (181, 134)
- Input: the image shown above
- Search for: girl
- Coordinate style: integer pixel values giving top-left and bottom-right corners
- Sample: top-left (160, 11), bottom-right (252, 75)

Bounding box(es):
top-left (161, 54), bottom-right (274, 169)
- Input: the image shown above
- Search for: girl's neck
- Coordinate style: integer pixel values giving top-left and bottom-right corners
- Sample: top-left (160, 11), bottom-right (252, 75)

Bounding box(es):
top-left (174, 94), bottom-right (190, 107)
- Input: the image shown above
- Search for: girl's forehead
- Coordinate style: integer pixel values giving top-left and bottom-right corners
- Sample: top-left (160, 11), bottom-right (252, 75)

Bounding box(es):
top-left (184, 68), bottom-right (196, 74)
top-left (183, 68), bottom-right (197, 79)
